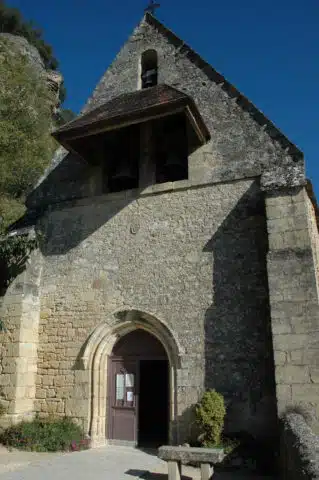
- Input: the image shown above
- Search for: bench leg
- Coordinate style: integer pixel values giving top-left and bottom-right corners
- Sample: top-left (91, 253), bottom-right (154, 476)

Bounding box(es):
top-left (200, 463), bottom-right (214, 480)
top-left (167, 461), bottom-right (181, 480)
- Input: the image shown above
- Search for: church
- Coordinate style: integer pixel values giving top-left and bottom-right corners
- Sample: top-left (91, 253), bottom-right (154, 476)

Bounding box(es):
top-left (0, 12), bottom-right (318, 448)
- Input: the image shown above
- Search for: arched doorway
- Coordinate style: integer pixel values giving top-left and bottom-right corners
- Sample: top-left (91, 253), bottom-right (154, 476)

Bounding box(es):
top-left (107, 329), bottom-right (169, 447)
top-left (82, 309), bottom-right (182, 447)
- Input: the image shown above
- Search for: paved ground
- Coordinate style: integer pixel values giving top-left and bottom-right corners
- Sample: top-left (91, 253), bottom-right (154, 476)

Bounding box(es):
top-left (0, 445), bottom-right (277, 479)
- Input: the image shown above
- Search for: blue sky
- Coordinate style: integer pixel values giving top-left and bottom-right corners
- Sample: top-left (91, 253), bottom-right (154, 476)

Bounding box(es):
top-left (6, 0), bottom-right (319, 195)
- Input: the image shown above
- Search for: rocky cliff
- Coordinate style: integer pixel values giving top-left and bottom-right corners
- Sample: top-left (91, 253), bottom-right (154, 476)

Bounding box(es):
top-left (0, 32), bottom-right (63, 114)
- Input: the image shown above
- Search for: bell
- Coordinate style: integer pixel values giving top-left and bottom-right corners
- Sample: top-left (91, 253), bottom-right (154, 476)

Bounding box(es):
top-left (110, 163), bottom-right (137, 192)
top-left (162, 153), bottom-right (187, 182)
top-left (141, 68), bottom-right (157, 88)
top-left (112, 164), bottom-right (132, 180)
top-left (163, 153), bottom-right (184, 168)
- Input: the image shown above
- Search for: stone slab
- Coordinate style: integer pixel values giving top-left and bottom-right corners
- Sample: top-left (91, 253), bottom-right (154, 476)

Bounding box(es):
top-left (158, 445), bottom-right (225, 464)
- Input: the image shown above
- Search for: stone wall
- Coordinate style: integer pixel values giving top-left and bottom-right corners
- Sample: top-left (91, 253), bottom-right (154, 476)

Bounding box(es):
top-left (280, 413), bottom-right (319, 480)
top-left (305, 189), bottom-right (319, 297)
top-left (34, 177), bottom-right (276, 442)
top-left (265, 187), bottom-right (319, 426)
top-left (0, 246), bottom-right (42, 426)
top-left (1, 13), bottom-right (312, 445)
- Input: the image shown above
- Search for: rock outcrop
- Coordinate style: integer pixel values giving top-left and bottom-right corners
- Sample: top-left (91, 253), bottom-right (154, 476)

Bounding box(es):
top-left (0, 32), bottom-right (63, 113)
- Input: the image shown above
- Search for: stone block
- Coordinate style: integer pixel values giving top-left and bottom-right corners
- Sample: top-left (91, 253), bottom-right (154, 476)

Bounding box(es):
top-left (14, 399), bottom-right (34, 414)
top-left (272, 318), bottom-right (292, 335)
top-left (282, 230), bottom-right (310, 249)
top-left (167, 461), bottom-right (181, 480)
top-left (276, 384), bottom-right (292, 404)
top-left (53, 375), bottom-right (66, 387)
top-left (0, 374), bottom-right (12, 386)
top-left (309, 367), bottom-right (319, 383)
top-left (65, 399), bottom-right (87, 417)
top-left (73, 384), bottom-right (89, 399)
top-left (292, 385), bottom-right (319, 404)
top-left (268, 233), bottom-right (285, 250)
top-left (4, 343), bottom-right (20, 357)
top-left (158, 446), bottom-right (224, 464)
top-left (25, 386), bottom-right (36, 399)
top-left (75, 370), bottom-right (89, 384)
top-left (42, 376), bottom-right (54, 386)
top-left (66, 348), bottom-right (80, 357)
top-left (59, 361), bottom-right (72, 369)
top-left (274, 351), bottom-right (287, 365)
top-left (47, 361), bottom-right (59, 369)
top-left (57, 401), bottom-right (65, 414)
top-left (267, 202), bottom-right (306, 220)
top-left (290, 349), bottom-right (319, 366)
top-left (55, 386), bottom-right (72, 399)
top-left (15, 372), bottom-right (36, 387)
top-left (34, 400), bottom-right (44, 412)
top-left (1, 386), bottom-right (16, 400)
top-left (268, 216), bottom-right (307, 234)
top-left (1, 361), bottom-right (17, 374)
top-left (40, 309), bottom-right (52, 319)
top-left (65, 374), bottom-right (75, 384)
top-left (291, 189), bottom-right (306, 204)
top-left (19, 328), bottom-right (39, 343)
top-left (47, 389), bottom-right (56, 398)
top-left (47, 401), bottom-right (59, 414)
top-left (36, 388), bottom-right (47, 399)
top-left (276, 365), bottom-right (310, 384)
top-left (266, 195), bottom-right (292, 208)
top-left (291, 316), bottom-right (319, 334)
top-left (201, 464), bottom-right (213, 480)
top-left (15, 357), bottom-right (33, 374)
top-left (273, 334), bottom-right (309, 351)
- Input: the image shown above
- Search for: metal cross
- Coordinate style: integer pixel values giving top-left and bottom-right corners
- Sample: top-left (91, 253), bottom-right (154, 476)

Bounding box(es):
top-left (144, 0), bottom-right (160, 15)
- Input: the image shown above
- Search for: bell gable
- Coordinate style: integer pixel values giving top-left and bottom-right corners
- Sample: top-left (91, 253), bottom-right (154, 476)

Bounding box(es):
top-left (24, 13), bottom-right (304, 214)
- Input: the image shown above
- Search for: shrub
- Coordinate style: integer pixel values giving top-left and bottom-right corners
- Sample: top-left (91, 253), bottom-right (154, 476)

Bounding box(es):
top-left (0, 37), bottom-right (55, 200)
top-left (195, 389), bottom-right (226, 447)
top-left (0, 416), bottom-right (89, 452)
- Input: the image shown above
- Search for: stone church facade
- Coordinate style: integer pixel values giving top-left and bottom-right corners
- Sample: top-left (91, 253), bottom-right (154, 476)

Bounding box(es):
top-left (0, 14), bottom-right (318, 447)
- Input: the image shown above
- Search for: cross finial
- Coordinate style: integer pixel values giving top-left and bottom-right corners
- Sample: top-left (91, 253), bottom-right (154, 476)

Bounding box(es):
top-left (144, 0), bottom-right (160, 15)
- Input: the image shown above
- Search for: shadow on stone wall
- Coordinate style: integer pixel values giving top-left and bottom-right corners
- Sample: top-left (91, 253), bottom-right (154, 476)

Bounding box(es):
top-left (280, 413), bottom-right (319, 480)
top-left (27, 152), bottom-right (92, 211)
top-left (202, 181), bottom-right (278, 466)
top-left (32, 157), bottom-right (142, 255)
top-left (175, 404), bottom-right (200, 446)
top-left (39, 193), bottom-right (134, 256)
top-left (12, 150), bottom-right (138, 255)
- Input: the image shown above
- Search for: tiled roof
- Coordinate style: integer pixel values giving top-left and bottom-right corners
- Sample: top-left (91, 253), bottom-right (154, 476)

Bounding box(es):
top-left (53, 84), bottom-right (210, 143)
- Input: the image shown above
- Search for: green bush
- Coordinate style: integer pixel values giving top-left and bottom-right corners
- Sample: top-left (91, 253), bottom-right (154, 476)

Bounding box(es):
top-left (0, 416), bottom-right (89, 452)
top-left (0, 37), bottom-right (55, 201)
top-left (195, 389), bottom-right (226, 447)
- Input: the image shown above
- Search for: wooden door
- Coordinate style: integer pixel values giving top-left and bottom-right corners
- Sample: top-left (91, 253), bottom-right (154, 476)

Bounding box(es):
top-left (108, 358), bottom-right (137, 443)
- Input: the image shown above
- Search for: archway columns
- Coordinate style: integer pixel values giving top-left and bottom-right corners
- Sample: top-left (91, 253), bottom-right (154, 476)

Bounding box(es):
top-left (81, 309), bottom-right (183, 447)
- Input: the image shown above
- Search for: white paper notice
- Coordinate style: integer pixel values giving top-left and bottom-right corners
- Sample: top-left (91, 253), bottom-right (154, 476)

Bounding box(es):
top-left (127, 391), bottom-right (133, 402)
top-left (125, 374), bottom-right (134, 388)
top-left (116, 374), bottom-right (124, 400)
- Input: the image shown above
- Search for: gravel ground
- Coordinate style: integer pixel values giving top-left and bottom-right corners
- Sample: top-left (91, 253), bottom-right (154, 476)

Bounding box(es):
top-left (0, 445), bottom-right (277, 479)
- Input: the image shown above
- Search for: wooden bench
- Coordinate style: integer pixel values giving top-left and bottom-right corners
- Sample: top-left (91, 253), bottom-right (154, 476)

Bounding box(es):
top-left (158, 445), bottom-right (224, 480)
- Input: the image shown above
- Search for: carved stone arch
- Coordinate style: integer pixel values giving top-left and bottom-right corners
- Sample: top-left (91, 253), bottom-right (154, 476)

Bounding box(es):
top-left (82, 308), bottom-right (183, 446)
